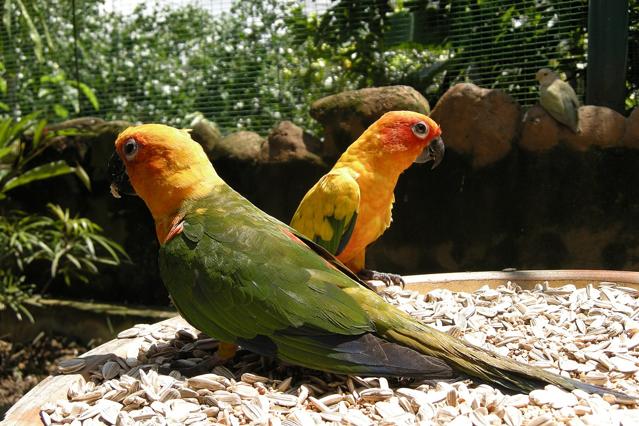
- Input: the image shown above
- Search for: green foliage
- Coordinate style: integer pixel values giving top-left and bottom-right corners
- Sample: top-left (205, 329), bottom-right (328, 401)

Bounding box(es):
top-left (0, 113), bottom-right (91, 198)
top-left (0, 115), bottom-right (127, 320)
top-left (313, 0), bottom-right (392, 86)
top-left (0, 0), bottom-right (445, 133)
top-left (1, 0), bottom-right (636, 131)
top-left (0, 0), bottom-right (100, 119)
top-left (0, 4), bottom-right (128, 320)
top-left (0, 270), bottom-right (34, 322)
top-left (0, 204), bottom-right (128, 320)
top-left (427, 0), bottom-right (587, 103)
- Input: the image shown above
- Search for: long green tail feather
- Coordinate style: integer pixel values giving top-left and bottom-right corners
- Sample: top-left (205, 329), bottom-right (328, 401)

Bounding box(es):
top-left (385, 317), bottom-right (636, 403)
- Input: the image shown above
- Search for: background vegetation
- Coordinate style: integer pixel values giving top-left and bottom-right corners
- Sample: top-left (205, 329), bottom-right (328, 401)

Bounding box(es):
top-left (0, 0), bottom-right (636, 318)
top-left (4, 0), bottom-right (632, 134)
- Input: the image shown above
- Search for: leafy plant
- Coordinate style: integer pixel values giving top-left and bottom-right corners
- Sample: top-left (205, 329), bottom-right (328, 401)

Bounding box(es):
top-left (0, 115), bottom-right (128, 321)
top-left (0, 0), bottom-right (100, 119)
top-left (0, 205), bottom-right (128, 321)
top-left (0, 112), bottom-right (91, 199)
top-left (0, 204), bottom-right (128, 290)
top-left (0, 0), bottom-right (451, 134)
top-left (0, 271), bottom-right (34, 321)
top-left (34, 71), bottom-right (100, 119)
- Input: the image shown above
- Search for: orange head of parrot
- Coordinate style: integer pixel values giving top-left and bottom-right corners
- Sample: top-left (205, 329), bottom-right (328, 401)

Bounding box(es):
top-left (358, 111), bottom-right (444, 170)
top-left (109, 124), bottom-right (221, 238)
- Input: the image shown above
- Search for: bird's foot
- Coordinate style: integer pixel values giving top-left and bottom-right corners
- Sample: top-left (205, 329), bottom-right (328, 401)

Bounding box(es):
top-left (169, 353), bottom-right (225, 377)
top-left (167, 342), bottom-right (238, 377)
top-left (358, 268), bottom-right (405, 288)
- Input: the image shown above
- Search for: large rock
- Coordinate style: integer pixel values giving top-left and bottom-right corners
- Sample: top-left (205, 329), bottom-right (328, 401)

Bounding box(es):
top-left (559, 106), bottom-right (626, 151)
top-left (310, 86), bottom-right (430, 157)
top-left (213, 131), bottom-right (266, 162)
top-left (519, 105), bottom-right (560, 152)
top-left (621, 108), bottom-right (639, 149)
top-left (430, 83), bottom-right (520, 168)
top-left (189, 117), bottom-right (222, 153)
top-left (264, 121), bottom-right (323, 165)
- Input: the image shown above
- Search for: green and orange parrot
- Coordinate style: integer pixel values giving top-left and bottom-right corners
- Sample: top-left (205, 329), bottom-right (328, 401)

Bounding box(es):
top-left (108, 124), bottom-right (631, 400)
top-left (536, 68), bottom-right (580, 133)
top-left (291, 111), bottom-right (445, 286)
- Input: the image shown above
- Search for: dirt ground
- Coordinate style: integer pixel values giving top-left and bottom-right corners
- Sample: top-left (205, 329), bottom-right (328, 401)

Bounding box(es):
top-left (0, 333), bottom-right (98, 419)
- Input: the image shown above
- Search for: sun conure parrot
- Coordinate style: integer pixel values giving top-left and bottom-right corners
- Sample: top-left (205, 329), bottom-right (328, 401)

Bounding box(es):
top-left (108, 123), bottom-right (632, 401)
top-left (290, 111), bottom-right (445, 287)
top-left (536, 68), bottom-right (580, 133)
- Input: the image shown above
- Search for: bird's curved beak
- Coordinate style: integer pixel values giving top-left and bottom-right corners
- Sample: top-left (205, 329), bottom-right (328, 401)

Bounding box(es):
top-left (415, 137), bottom-right (445, 169)
top-left (108, 151), bottom-right (137, 198)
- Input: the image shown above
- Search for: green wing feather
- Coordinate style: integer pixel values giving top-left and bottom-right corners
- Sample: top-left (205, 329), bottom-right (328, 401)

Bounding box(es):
top-left (159, 184), bottom-right (453, 376)
top-left (160, 197), bottom-right (372, 339)
top-left (157, 184), bottom-right (637, 400)
top-left (290, 170), bottom-right (359, 256)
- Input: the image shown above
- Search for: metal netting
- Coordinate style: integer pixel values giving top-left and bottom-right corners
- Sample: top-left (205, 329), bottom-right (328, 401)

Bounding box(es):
top-left (444, 0), bottom-right (587, 104)
top-left (629, 0), bottom-right (639, 111)
top-left (0, 0), bottom-right (623, 136)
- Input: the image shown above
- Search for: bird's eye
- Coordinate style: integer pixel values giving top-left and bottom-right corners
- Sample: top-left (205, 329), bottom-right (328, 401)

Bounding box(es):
top-left (123, 138), bottom-right (138, 160)
top-left (412, 122), bottom-right (429, 139)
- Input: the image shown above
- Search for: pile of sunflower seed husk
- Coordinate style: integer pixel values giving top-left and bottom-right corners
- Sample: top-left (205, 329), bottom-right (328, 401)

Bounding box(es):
top-left (42, 281), bottom-right (639, 425)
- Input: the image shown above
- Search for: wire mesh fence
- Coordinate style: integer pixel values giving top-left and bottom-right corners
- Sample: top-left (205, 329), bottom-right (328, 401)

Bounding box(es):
top-left (445, 0), bottom-right (587, 104)
top-left (0, 0), bottom-right (632, 136)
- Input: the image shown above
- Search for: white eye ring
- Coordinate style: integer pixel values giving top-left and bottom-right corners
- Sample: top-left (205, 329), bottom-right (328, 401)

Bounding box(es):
top-left (123, 138), bottom-right (138, 160)
top-left (412, 122), bottom-right (429, 139)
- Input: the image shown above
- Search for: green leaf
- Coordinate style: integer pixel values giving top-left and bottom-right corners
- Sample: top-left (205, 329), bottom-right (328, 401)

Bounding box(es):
top-left (77, 82), bottom-right (100, 111)
top-left (40, 73), bottom-right (64, 84)
top-left (65, 253), bottom-right (81, 269)
top-left (31, 119), bottom-right (47, 148)
top-left (15, 0), bottom-right (43, 62)
top-left (53, 104), bottom-right (69, 119)
top-left (0, 119), bottom-right (12, 147)
top-left (79, 258), bottom-right (98, 274)
top-left (37, 88), bottom-right (50, 99)
top-left (0, 146), bottom-right (14, 160)
top-left (51, 248), bottom-right (64, 277)
top-left (3, 0), bottom-right (13, 36)
top-left (2, 160), bottom-right (75, 192)
top-left (33, 2), bottom-right (54, 51)
top-left (18, 303), bottom-right (34, 323)
top-left (7, 112), bottom-right (39, 143)
top-left (92, 234), bottom-right (128, 261)
top-left (84, 236), bottom-right (95, 257)
top-left (0, 102), bottom-right (9, 112)
top-left (74, 164), bottom-right (91, 191)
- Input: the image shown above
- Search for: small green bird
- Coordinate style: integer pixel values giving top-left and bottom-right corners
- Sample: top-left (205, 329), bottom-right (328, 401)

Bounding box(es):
top-left (109, 124), bottom-right (631, 401)
top-left (536, 68), bottom-right (580, 133)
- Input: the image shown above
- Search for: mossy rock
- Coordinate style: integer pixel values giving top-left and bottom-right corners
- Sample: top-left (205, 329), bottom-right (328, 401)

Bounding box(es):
top-left (213, 131), bottom-right (266, 162)
top-left (310, 86), bottom-right (430, 157)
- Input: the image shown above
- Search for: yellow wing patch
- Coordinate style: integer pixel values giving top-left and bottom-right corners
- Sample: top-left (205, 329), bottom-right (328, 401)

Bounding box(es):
top-left (291, 169), bottom-right (360, 256)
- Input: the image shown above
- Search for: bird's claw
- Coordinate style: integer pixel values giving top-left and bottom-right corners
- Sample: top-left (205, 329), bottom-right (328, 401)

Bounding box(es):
top-left (358, 269), bottom-right (405, 288)
top-left (165, 353), bottom-right (223, 377)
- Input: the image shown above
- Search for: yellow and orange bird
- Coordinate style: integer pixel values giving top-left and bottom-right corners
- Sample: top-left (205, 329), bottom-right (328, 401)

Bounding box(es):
top-left (106, 123), bottom-right (634, 401)
top-left (291, 111), bottom-right (444, 286)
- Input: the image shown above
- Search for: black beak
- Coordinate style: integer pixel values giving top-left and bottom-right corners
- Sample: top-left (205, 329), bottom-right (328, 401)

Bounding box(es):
top-left (415, 136), bottom-right (445, 169)
top-left (108, 152), bottom-right (137, 198)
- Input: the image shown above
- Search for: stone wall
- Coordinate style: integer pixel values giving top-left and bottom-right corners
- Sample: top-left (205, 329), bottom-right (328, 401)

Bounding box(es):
top-left (12, 84), bottom-right (639, 304)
